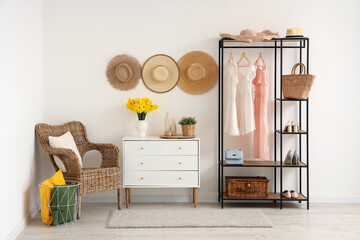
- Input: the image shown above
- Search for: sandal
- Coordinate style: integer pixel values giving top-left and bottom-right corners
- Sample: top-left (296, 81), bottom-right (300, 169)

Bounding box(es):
top-left (290, 190), bottom-right (298, 198)
top-left (282, 190), bottom-right (291, 198)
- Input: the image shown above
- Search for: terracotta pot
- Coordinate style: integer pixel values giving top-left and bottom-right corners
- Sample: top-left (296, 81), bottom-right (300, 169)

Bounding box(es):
top-left (181, 124), bottom-right (195, 136)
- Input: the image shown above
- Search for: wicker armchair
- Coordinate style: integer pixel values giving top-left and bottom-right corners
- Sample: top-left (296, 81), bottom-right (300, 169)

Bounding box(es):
top-left (35, 121), bottom-right (121, 218)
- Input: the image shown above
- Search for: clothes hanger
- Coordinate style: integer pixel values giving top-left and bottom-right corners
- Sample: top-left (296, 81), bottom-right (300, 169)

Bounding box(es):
top-left (237, 52), bottom-right (251, 67)
top-left (228, 51), bottom-right (234, 64)
top-left (255, 51), bottom-right (266, 67)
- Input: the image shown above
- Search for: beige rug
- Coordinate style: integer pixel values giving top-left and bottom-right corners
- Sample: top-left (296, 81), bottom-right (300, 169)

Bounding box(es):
top-left (106, 208), bottom-right (272, 228)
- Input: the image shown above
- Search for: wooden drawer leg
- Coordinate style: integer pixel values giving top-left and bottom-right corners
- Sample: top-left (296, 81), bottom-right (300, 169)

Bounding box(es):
top-left (193, 188), bottom-right (198, 208)
top-left (125, 188), bottom-right (130, 208)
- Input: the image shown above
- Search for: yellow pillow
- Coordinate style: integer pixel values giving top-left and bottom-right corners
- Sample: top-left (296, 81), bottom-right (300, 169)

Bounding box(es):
top-left (40, 169), bottom-right (66, 225)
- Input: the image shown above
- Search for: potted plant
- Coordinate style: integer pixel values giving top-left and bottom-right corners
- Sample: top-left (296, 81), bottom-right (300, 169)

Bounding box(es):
top-left (126, 97), bottom-right (158, 137)
top-left (178, 117), bottom-right (197, 136)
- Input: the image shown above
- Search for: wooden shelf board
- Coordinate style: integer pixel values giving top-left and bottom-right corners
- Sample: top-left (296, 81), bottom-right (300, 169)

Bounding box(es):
top-left (223, 192), bottom-right (307, 201)
top-left (221, 160), bottom-right (307, 167)
top-left (276, 130), bottom-right (307, 134)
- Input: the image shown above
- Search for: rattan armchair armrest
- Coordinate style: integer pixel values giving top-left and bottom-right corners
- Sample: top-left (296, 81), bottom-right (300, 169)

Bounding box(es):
top-left (88, 143), bottom-right (120, 168)
top-left (47, 147), bottom-right (82, 175)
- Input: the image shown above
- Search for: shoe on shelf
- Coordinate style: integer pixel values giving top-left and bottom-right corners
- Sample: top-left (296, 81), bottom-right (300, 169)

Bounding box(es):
top-left (290, 190), bottom-right (298, 198)
top-left (284, 121), bottom-right (292, 132)
top-left (285, 150), bottom-right (293, 165)
top-left (292, 150), bottom-right (300, 165)
top-left (282, 190), bottom-right (291, 198)
top-left (292, 121), bottom-right (299, 132)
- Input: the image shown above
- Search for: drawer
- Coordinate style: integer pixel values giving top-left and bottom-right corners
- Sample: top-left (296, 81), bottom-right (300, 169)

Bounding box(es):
top-left (125, 171), bottom-right (199, 186)
top-left (126, 156), bottom-right (198, 171)
top-left (125, 140), bottom-right (198, 156)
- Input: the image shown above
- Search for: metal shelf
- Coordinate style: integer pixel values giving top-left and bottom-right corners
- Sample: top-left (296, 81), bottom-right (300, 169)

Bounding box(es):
top-left (218, 37), bottom-right (310, 210)
top-left (222, 192), bottom-right (307, 201)
top-left (219, 160), bottom-right (307, 168)
top-left (275, 98), bottom-right (308, 102)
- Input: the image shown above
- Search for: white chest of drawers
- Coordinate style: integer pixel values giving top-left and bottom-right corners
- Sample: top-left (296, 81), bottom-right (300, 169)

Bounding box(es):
top-left (122, 136), bottom-right (200, 207)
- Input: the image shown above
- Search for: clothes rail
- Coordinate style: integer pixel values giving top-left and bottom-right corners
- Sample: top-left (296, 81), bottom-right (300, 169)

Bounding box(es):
top-left (218, 37), bottom-right (310, 210)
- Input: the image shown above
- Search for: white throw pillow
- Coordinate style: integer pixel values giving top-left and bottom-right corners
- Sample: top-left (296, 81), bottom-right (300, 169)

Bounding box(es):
top-left (49, 131), bottom-right (82, 172)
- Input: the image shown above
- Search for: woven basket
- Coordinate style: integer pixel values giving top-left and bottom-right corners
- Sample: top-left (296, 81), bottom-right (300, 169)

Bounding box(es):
top-left (181, 124), bottom-right (195, 136)
top-left (225, 176), bottom-right (269, 198)
top-left (282, 63), bottom-right (315, 100)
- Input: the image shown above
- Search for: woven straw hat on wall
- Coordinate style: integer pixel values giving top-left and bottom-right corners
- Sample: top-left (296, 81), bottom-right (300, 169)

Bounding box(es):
top-left (177, 51), bottom-right (218, 95)
top-left (106, 54), bottom-right (141, 90)
top-left (142, 54), bottom-right (179, 93)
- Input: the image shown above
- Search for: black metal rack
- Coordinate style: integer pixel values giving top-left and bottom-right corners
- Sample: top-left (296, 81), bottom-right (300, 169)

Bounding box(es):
top-left (217, 38), bottom-right (310, 209)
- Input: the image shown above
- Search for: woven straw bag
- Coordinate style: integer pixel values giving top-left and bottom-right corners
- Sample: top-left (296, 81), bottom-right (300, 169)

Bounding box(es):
top-left (282, 63), bottom-right (315, 100)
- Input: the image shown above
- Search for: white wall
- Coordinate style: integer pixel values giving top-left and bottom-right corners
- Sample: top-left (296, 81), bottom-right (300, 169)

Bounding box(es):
top-left (0, 0), bottom-right (43, 239)
top-left (42, 0), bottom-right (360, 203)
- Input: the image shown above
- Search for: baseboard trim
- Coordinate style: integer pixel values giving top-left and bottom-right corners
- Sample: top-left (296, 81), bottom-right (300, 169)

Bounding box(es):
top-left (6, 203), bottom-right (39, 240)
top-left (82, 195), bottom-right (360, 204)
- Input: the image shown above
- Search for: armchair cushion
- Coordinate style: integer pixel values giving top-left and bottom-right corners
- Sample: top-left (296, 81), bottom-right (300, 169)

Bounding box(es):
top-left (49, 131), bottom-right (82, 172)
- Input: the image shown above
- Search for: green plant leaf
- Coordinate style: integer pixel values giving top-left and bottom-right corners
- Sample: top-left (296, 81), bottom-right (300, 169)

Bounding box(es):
top-left (178, 117), bottom-right (197, 125)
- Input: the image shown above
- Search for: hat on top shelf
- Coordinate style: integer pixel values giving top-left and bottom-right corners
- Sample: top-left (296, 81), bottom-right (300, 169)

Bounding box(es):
top-left (106, 54), bottom-right (141, 91)
top-left (286, 27), bottom-right (305, 38)
top-left (177, 51), bottom-right (218, 95)
top-left (142, 54), bottom-right (180, 93)
top-left (220, 29), bottom-right (279, 43)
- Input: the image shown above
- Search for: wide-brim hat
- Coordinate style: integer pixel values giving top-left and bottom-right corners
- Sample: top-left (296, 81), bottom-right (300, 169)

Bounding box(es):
top-left (220, 29), bottom-right (279, 43)
top-left (286, 27), bottom-right (305, 38)
top-left (142, 54), bottom-right (179, 93)
top-left (177, 51), bottom-right (218, 95)
top-left (106, 54), bottom-right (141, 90)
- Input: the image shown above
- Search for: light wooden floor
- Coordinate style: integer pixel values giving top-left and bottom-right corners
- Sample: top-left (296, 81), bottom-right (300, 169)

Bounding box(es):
top-left (18, 202), bottom-right (360, 240)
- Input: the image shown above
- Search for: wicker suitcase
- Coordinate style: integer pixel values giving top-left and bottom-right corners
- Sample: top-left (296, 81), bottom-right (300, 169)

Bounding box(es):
top-left (225, 176), bottom-right (269, 198)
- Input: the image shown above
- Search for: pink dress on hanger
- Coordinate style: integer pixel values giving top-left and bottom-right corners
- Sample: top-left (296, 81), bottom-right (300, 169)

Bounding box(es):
top-left (253, 62), bottom-right (269, 160)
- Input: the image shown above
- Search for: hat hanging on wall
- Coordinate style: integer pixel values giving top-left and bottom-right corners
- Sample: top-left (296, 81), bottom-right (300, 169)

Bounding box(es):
top-left (177, 51), bottom-right (218, 95)
top-left (106, 54), bottom-right (141, 90)
top-left (220, 29), bottom-right (279, 43)
top-left (142, 54), bottom-right (179, 93)
top-left (286, 27), bottom-right (305, 38)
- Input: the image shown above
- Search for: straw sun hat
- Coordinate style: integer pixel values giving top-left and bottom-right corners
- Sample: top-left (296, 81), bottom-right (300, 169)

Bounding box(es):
top-left (220, 29), bottom-right (279, 43)
top-left (177, 51), bottom-right (218, 95)
top-left (106, 54), bottom-right (141, 90)
top-left (142, 54), bottom-right (179, 93)
top-left (286, 27), bottom-right (305, 38)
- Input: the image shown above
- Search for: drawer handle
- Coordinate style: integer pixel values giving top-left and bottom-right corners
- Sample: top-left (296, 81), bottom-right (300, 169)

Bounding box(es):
top-left (140, 162), bottom-right (144, 165)
top-left (178, 147), bottom-right (182, 150)
top-left (140, 147), bottom-right (144, 150)
top-left (179, 162), bottom-right (182, 165)
top-left (140, 177), bottom-right (144, 180)
top-left (178, 177), bottom-right (182, 180)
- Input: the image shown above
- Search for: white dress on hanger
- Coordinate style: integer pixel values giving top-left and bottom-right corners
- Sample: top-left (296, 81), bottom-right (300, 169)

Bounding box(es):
top-left (237, 64), bottom-right (256, 135)
top-left (224, 58), bottom-right (240, 136)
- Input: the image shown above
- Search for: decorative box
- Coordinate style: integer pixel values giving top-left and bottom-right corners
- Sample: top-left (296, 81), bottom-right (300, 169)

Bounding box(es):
top-left (225, 176), bottom-right (269, 198)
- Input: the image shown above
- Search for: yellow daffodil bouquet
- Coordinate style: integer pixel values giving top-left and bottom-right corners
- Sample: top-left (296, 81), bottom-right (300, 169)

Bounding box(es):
top-left (126, 97), bottom-right (158, 120)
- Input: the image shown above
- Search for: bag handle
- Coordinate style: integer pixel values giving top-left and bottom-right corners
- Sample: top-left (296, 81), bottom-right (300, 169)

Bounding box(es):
top-left (291, 63), bottom-right (306, 75)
